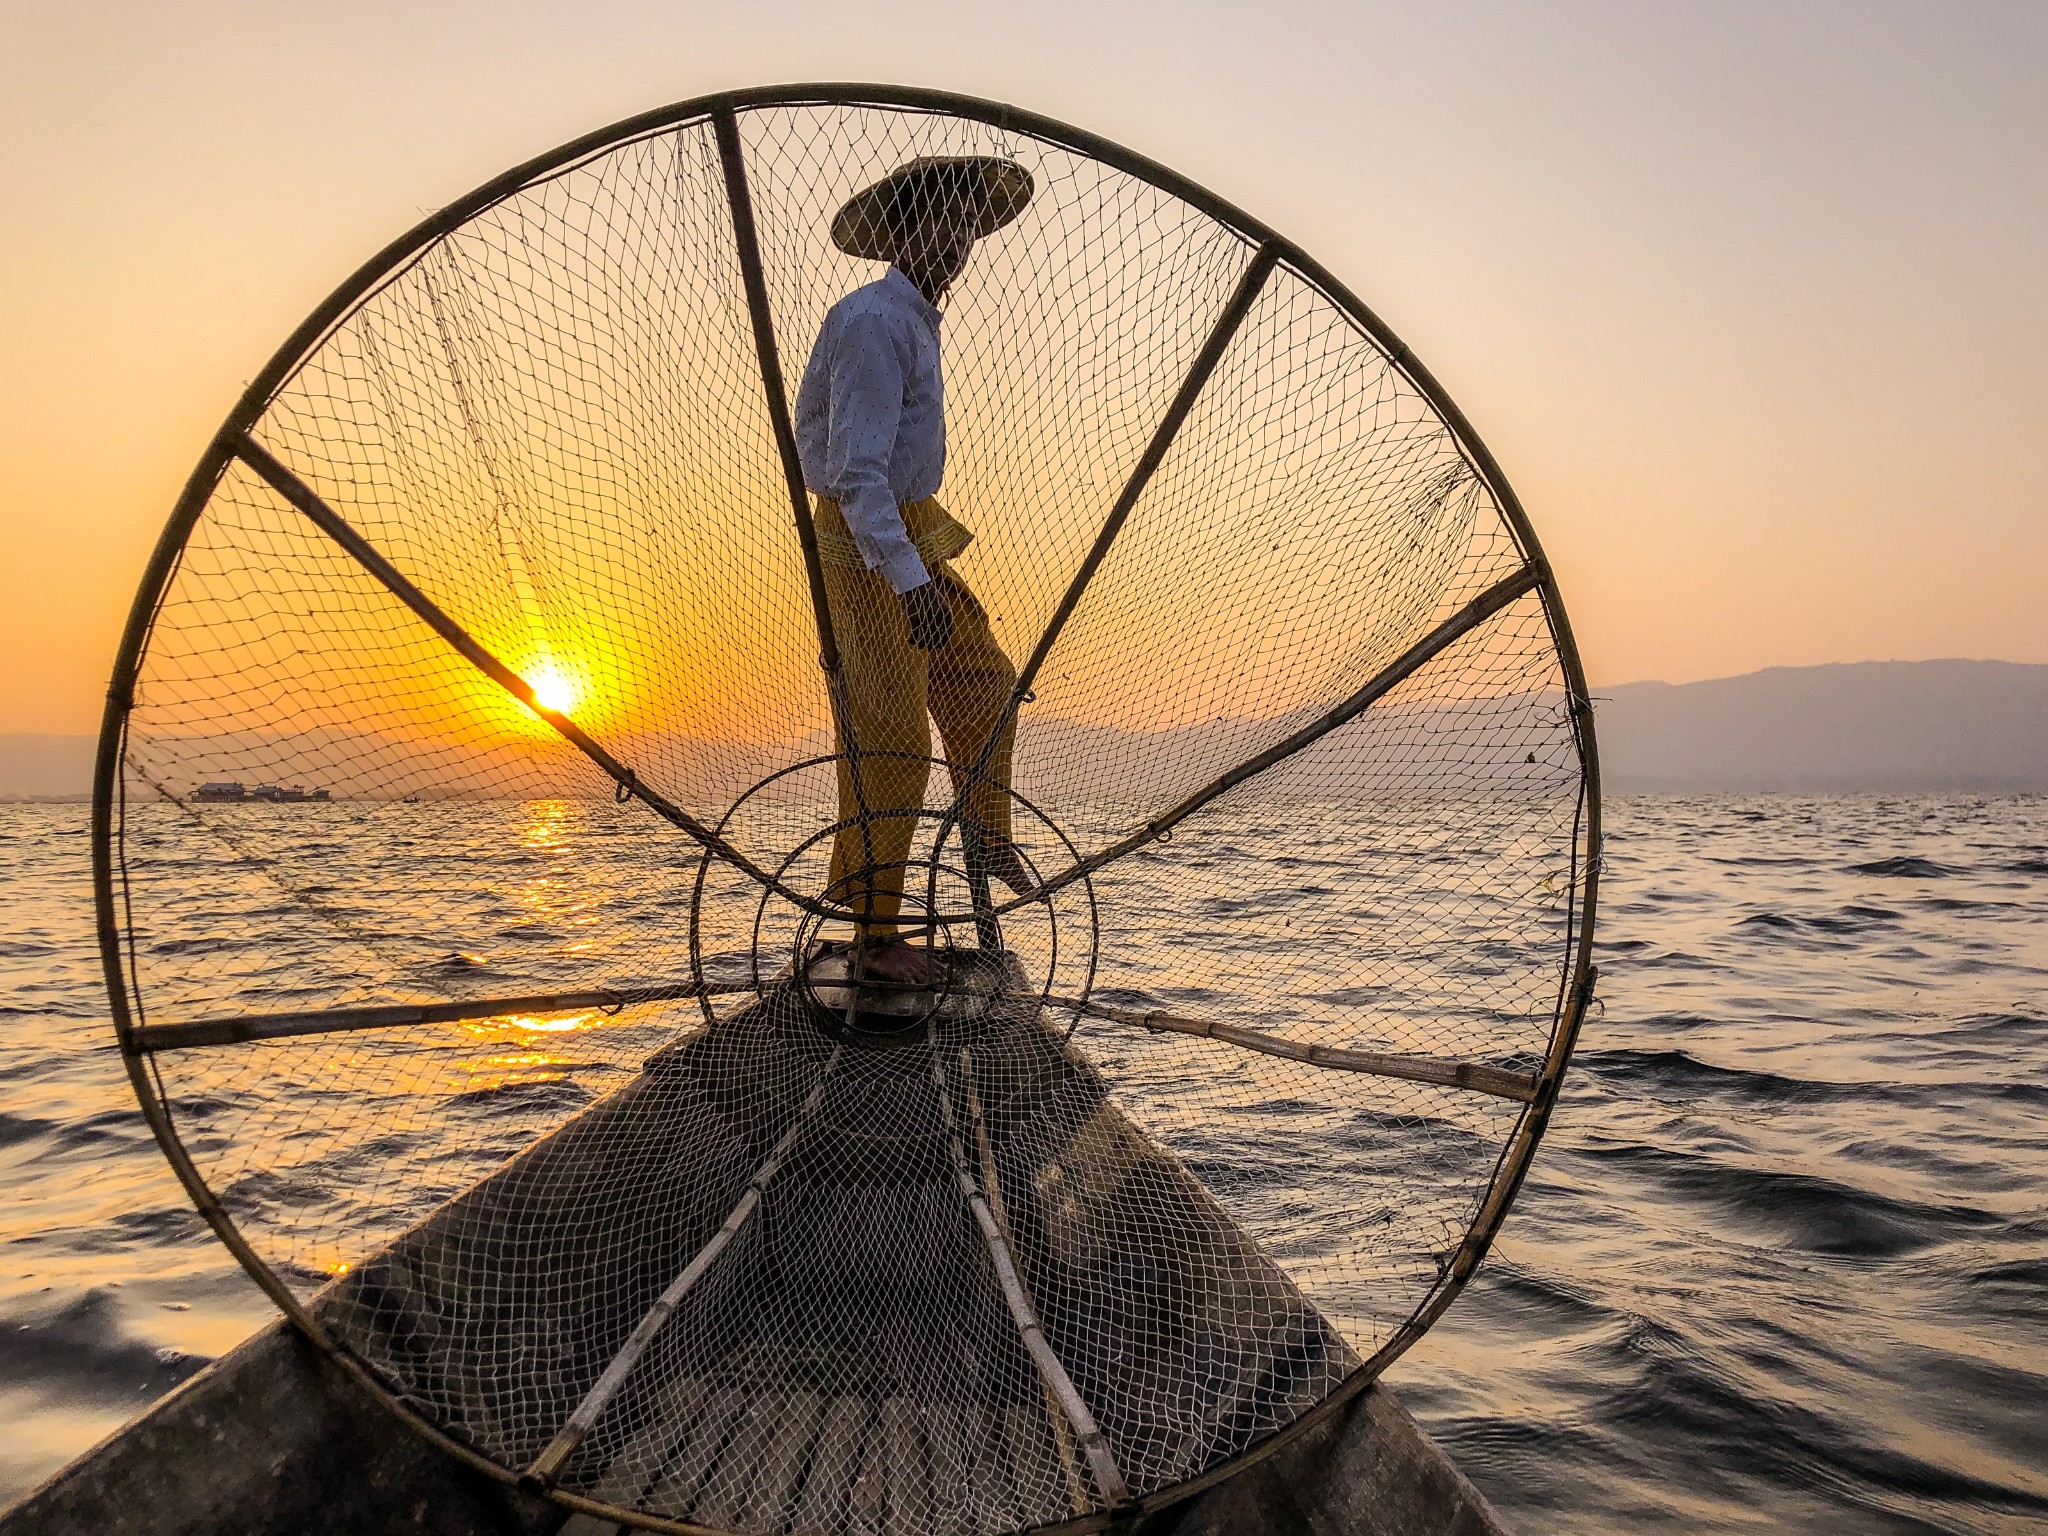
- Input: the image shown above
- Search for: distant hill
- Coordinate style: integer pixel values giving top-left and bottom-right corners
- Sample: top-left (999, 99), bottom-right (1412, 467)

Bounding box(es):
top-left (1594, 659), bottom-right (2048, 793)
top-left (6, 659), bottom-right (2043, 801)
top-left (0, 733), bottom-right (95, 800)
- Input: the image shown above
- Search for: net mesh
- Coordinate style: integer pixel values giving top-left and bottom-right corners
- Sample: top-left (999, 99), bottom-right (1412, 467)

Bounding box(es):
top-left (106, 92), bottom-right (1594, 1534)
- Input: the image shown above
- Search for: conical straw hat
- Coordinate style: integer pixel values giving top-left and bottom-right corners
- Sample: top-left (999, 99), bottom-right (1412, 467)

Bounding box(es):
top-left (830, 155), bottom-right (1035, 261)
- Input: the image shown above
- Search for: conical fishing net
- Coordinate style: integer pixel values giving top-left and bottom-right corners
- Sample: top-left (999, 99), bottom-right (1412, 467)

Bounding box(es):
top-left (97, 87), bottom-right (1599, 1534)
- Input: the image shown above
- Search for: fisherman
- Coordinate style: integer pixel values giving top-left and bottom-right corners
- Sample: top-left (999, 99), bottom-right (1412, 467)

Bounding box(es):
top-left (794, 156), bottom-right (1035, 985)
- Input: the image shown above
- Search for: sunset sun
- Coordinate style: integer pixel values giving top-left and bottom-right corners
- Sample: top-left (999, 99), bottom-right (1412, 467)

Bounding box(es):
top-left (528, 668), bottom-right (578, 716)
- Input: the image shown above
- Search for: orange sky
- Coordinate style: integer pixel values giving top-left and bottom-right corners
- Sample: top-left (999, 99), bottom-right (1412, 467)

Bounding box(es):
top-left (1, 0), bottom-right (2042, 734)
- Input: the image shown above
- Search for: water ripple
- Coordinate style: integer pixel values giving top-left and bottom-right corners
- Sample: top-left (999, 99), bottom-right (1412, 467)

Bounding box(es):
top-left (1, 796), bottom-right (2046, 1534)
top-left (1391, 793), bottom-right (2048, 1533)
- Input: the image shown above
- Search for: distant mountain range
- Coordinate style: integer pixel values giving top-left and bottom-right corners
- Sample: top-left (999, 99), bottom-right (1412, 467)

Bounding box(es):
top-left (0, 733), bottom-right (96, 801)
top-left (3, 660), bottom-right (2042, 800)
top-left (1592, 659), bottom-right (2047, 793)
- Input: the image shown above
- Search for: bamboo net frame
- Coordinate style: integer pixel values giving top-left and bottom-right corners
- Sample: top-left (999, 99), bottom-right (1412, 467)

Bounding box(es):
top-left (93, 84), bottom-right (1600, 1536)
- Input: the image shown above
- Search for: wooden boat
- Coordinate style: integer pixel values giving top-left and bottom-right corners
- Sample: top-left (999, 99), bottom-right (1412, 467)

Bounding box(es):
top-left (0, 1323), bottom-right (1505, 1535)
top-left (0, 1325), bottom-right (1505, 1535)
top-left (1, 974), bottom-right (1512, 1535)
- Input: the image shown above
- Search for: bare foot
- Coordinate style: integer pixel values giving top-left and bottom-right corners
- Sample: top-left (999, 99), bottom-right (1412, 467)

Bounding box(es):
top-left (982, 838), bottom-right (1034, 898)
top-left (858, 938), bottom-right (934, 987)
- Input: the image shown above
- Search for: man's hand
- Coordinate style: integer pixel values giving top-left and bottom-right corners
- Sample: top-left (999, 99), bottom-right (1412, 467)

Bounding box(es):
top-left (900, 578), bottom-right (954, 652)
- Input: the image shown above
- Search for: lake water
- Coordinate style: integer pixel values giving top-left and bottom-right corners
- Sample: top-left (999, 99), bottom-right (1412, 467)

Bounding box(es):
top-left (1, 795), bottom-right (2044, 1532)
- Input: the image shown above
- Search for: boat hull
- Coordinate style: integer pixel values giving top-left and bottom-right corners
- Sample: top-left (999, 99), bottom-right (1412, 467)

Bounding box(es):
top-left (0, 1317), bottom-right (1507, 1534)
top-left (4, 987), bottom-right (1512, 1534)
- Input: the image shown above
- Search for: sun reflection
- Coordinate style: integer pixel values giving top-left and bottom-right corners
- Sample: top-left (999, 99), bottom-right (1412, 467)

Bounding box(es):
top-left (477, 1051), bottom-right (570, 1071)
top-left (460, 1011), bottom-right (594, 1038)
top-left (450, 1043), bottom-right (580, 1094)
top-left (522, 798), bottom-right (571, 853)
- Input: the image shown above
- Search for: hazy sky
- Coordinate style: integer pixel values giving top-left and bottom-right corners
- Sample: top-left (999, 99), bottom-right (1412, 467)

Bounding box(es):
top-left (1, 0), bottom-right (2041, 732)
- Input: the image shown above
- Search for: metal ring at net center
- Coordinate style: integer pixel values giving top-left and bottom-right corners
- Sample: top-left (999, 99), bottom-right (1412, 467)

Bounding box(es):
top-left (748, 775), bottom-right (1071, 1042)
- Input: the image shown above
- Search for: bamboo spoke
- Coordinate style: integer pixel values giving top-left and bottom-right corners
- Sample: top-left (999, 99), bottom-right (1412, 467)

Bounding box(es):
top-left (932, 244), bottom-right (1283, 858)
top-left (711, 106), bottom-right (841, 679)
top-left (983, 561), bottom-right (1547, 917)
top-left (712, 109), bottom-right (889, 855)
top-left (934, 1049), bottom-right (1132, 1510)
top-left (231, 434), bottom-right (830, 917)
top-left (1058, 996), bottom-right (1538, 1103)
top-left (521, 1049), bottom-right (841, 1491)
top-left (128, 974), bottom-right (754, 1053)
top-left (1007, 242), bottom-right (1282, 716)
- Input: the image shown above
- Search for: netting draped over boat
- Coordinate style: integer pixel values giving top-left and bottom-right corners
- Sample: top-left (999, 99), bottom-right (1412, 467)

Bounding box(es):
top-left (99, 87), bottom-right (1598, 1536)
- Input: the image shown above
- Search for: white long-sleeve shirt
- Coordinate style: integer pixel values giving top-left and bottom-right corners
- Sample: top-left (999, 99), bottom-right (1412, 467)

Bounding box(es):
top-left (793, 267), bottom-right (946, 594)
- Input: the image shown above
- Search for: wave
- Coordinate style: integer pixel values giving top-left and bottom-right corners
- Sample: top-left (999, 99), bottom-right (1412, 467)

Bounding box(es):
top-left (1941, 1011), bottom-right (2046, 1041)
top-left (447, 1078), bottom-right (595, 1113)
top-left (1463, 1259), bottom-right (1614, 1334)
top-left (0, 1290), bottom-right (213, 1406)
top-left (1585, 1320), bottom-right (2048, 1526)
top-left (0, 1110), bottom-right (55, 1149)
top-left (1734, 908), bottom-right (1898, 937)
top-left (1568, 1142), bottom-right (2003, 1259)
top-left (1577, 1046), bottom-right (2048, 1112)
top-left (1969, 1256), bottom-right (2048, 1294)
top-left (1575, 1047), bottom-right (1826, 1105)
top-left (1847, 856), bottom-right (1958, 878)
top-left (1916, 895), bottom-right (2024, 913)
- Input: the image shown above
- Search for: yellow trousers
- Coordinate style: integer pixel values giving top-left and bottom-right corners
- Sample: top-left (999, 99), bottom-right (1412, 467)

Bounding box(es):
top-left (816, 497), bottom-right (1018, 935)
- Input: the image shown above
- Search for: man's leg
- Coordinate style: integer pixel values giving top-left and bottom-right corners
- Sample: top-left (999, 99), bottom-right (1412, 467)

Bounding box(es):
top-left (822, 553), bottom-right (932, 943)
top-left (926, 566), bottom-right (1024, 889)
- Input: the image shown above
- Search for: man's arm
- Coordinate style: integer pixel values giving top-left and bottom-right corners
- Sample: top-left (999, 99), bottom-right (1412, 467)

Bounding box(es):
top-left (825, 310), bottom-right (931, 596)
